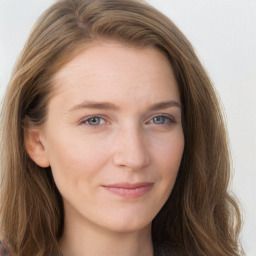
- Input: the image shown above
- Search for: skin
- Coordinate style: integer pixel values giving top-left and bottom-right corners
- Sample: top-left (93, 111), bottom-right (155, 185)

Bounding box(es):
top-left (26, 42), bottom-right (184, 256)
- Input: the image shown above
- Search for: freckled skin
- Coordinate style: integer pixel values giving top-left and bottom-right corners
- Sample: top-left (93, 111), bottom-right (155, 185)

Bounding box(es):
top-left (39, 42), bottom-right (184, 255)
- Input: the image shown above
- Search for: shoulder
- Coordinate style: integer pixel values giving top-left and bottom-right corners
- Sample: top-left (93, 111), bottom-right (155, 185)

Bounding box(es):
top-left (0, 242), bottom-right (9, 256)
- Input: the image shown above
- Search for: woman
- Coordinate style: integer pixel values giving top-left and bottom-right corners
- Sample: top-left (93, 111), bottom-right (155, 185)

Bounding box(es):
top-left (0, 0), bottom-right (243, 255)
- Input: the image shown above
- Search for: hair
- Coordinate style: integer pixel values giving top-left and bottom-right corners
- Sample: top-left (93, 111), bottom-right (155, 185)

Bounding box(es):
top-left (0, 0), bottom-right (243, 255)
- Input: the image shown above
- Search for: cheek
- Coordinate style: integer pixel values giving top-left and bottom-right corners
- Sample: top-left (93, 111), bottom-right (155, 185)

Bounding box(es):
top-left (155, 131), bottom-right (184, 169)
top-left (154, 132), bottom-right (184, 190)
top-left (45, 134), bottom-right (110, 189)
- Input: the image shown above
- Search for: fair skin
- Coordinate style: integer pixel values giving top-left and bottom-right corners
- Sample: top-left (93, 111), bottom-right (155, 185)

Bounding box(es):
top-left (25, 42), bottom-right (184, 256)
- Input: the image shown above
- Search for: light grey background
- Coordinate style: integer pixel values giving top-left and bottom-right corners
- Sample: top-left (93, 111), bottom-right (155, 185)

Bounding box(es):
top-left (0, 0), bottom-right (255, 255)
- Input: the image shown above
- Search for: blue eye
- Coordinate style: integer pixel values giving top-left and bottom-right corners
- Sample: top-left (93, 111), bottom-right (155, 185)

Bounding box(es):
top-left (84, 116), bottom-right (106, 126)
top-left (151, 115), bottom-right (174, 125)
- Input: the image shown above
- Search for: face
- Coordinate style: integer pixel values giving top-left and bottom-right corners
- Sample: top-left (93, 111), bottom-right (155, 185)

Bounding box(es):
top-left (34, 42), bottom-right (184, 233)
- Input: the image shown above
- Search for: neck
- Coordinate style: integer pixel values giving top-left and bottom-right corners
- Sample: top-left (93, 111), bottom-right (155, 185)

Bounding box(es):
top-left (59, 210), bottom-right (153, 256)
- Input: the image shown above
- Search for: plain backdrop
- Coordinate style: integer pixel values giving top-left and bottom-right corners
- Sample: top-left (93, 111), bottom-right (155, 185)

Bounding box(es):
top-left (0, 0), bottom-right (255, 255)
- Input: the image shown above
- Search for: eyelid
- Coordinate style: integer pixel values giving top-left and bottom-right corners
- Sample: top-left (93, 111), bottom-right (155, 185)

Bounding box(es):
top-left (146, 113), bottom-right (176, 124)
top-left (79, 115), bottom-right (109, 126)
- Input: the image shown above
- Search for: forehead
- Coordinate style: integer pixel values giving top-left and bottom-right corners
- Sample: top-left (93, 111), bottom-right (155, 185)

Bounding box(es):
top-left (53, 41), bottom-right (173, 79)
top-left (50, 41), bottom-right (180, 110)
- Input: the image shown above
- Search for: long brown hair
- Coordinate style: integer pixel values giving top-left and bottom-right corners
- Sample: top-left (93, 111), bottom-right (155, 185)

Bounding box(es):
top-left (0, 0), bottom-right (243, 255)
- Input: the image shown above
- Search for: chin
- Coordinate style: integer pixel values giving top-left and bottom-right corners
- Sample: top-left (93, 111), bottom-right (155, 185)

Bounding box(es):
top-left (100, 211), bottom-right (153, 234)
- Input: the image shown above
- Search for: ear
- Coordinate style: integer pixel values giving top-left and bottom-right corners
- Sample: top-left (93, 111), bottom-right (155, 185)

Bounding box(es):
top-left (24, 128), bottom-right (50, 168)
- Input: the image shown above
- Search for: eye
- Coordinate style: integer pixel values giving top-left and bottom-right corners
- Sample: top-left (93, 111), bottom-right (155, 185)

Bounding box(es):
top-left (152, 116), bottom-right (167, 124)
top-left (149, 115), bottom-right (175, 125)
top-left (81, 116), bottom-right (108, 126)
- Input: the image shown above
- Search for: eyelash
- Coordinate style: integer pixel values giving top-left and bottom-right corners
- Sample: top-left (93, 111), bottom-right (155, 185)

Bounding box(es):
top-left (80, 115), bottom-right (109, 126)
top-left (79, 114), bottom-right (176, 127)
top-left (147, 114), bottom-right (176, 125)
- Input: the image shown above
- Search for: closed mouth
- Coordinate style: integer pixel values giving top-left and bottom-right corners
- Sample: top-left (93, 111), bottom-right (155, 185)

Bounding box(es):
top-left (101, 182), bottom-right (154, 198)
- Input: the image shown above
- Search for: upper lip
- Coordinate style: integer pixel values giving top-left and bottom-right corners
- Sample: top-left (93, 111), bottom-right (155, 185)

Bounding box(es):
top-left (102, 182), bottom-right (153, 189)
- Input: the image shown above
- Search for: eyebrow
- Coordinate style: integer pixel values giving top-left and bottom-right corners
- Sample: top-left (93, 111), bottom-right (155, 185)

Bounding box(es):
top-left (69, 100), bottom-right (181, 112)
top-left (148, 101), bottom-right (181, 111)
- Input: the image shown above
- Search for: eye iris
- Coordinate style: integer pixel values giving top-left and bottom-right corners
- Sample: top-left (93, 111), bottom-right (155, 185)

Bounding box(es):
top-left (88, 117), bottom-right (100, 125)
top-left (153, 116), bottom-right (165, 124)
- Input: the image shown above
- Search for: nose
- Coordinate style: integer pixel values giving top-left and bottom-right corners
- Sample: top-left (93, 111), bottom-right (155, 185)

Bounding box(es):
top-left (112, 124), bottom-right (150, 171)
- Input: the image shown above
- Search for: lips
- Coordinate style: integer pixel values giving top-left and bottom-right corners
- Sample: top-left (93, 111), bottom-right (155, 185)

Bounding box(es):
top-left (101, 182), bottom-right (154, 198)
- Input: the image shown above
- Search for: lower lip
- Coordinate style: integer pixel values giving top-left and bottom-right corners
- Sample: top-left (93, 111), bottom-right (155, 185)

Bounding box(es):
top-left (102, 184), bottom-right (154, 198)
